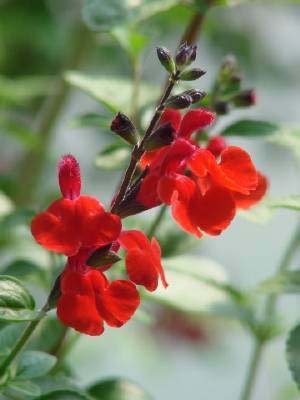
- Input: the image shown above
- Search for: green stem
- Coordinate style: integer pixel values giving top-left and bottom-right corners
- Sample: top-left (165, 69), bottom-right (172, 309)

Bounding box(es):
top-left (239, 227), bottom-right (300, 400)
top-left (240, 339), bottom-right (264, 400)
top-left (147, 205), bottom-right (167, 238)
top-left (0, 308), bottom-right (47, 376)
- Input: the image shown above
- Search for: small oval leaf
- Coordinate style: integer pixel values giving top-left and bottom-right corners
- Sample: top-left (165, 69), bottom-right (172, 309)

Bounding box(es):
top-left (221, 119), bottom-right (278, 137)
top-left (17, 351), bottom-right (57, 380)
top-left (0, 276), bottom-right (36, 321)
top-left (286, 324), bottom-right (300, 390)
top-left (88, 378), bottom-right (152, 400)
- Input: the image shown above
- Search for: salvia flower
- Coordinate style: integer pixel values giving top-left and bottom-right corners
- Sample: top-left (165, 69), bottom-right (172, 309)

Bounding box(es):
top-left (137, 109), bottom-right (268, 237)
top-left (31, 155), bottom-right (167, 336)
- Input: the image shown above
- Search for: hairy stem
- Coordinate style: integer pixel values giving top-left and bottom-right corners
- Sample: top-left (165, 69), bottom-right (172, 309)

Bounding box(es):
top-left (147, 205), bottom-right (167, 238)
top-left (111, 73), bottom-right (179, 212)
top-left (239, 227), bottom-right (300, 400)
top-left (15, 23), bottom-right (90, 206)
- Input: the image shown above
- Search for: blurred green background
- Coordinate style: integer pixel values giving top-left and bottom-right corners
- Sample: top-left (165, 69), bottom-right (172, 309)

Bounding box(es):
top-left (1, 1), bottom-right (300, 399)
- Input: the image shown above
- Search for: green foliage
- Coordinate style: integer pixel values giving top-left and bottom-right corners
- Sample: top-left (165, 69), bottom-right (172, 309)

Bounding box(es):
top-left (286, 324), bottom-right (300, 390)
top-left (266, 126), bottom-right (300, 158)
top-left (2, 259), bottom-right (49, 289)
top-left (259, 270), bottom-right (300, 295)
top-left (88, 378), bottom-right (152, 400)
top-left (72, 112), bottom-right (112, 130)
top-left (5, 380), bottom-right (41, 397)
top-left (37, 391), bottom-right (93, 399)
top-left (95, 142), bottom-right (131, 170)
top-left (82, 0), bottom-right (180, 31)
top-left (111, 27), bottom-right (149, 61)
top-left (221, 119), bottom-right (279, 137)
top-left (16, 351), bottom-right (57, 380)
top-left (0, 276), bottom-right (36, 322)
top-left (65, 72), bottom-right (159, 114)
top-left (268, 196), bottom-right (300, 211)
top-left (145, 255), bottom-right (255, 326)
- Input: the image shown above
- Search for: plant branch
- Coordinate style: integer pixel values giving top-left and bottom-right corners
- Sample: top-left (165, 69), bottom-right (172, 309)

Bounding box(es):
top-left (0, 307), bottom-right (48, 376)
top-left (111, 73), bottom-right (179, 212)
top-left (239, 226), bottom-right (300, 400)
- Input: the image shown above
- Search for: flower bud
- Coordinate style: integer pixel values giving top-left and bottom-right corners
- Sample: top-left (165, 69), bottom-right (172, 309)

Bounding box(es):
top-left (232, 89), bottom-right (256, 107)
top-left (206, 136), bottom-right (227, 158)
top-left (111, 112), bottom-right (138, 145)
top-left (214, 100), bottom-right (229, 115)
top-left (144, 122), bottom-right (176, 151)
top-left (180, 68), bottom-right (206, 81)
top-left (165, 93), bottom-right (193, 109)
top-left (156, 47), bottom-right (176, 74)
top-left (58, 154), bottom-right (81, 200)
top-left (87, 245), bottom-right (121, 269)
top-left (175, 42), bottom-right (197, 69)
top-left (183, 89), bottom-right (206, 104)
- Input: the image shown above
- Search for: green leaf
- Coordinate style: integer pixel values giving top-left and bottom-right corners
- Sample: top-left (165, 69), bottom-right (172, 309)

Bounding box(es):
top-left (88, 378), bottom-right (152, 400)
top-left (266, 126), bottom-right (300, 158)
top-left (37, 390), bottom-right (93, 400)
top-left (0, 276), bottom-right (36, 321)
top-left (0, 75), bottom-right (53, 106)
top-left (0, 323), bottom-right (23, 355)
top-left (95, 142), bottom-right (131, 170)
top-left (258, 270), bottom-right (300, 295)
top-left (0, 117), bottom-right (40, 148)
top-left (238, 200), bottom-right (275, 225)
top-left (17, 351), bottom-right (57, 380)
top-left (286, 324), bottom-right (300, 390)
top-left (82, 0), bottom-right (179, 32)
top-left (65, 72), bottom-right (159, 114)
top-left (221, 119), bottom-right (279, 137)
top-left (82, 0), bottom-right (130, 31)
top-left (28, 317), bottom-right (66, 353)
top-left (2, 259), bottom-right (49, 289)
top-left (268, 196), bottom-right (300, 211)
top-left (144, 256), bottom-right (253, 324)
top-left (5, 380), bottom-right (41, 397)
top-left (72, 112), bottom-right (112, 129)
top-left (111, 27), bottom-right (149, 60)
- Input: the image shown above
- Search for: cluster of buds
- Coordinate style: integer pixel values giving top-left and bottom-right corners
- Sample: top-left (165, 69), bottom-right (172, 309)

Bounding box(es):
top-left (212, 56), bottom-right (256, 115)
top-left (156, 42), bottom-right (206, 81)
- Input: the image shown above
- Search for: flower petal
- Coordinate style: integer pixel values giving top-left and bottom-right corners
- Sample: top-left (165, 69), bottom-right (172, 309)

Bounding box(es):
top-left (95, 279), bottom-right (140, 327)
top-left (119, 230), bottom-right (167, 291)
top-left (31, 199), bottom-right (80, 256)
top-left (159, 108), bottom-right (182, 131)
top-left (190, 185), bottom-right (236, 235)
top-left (76, 196), bottom-right (122, 248)
top-left (178, 109), bottom-right (215, 138)
top-left (233, 172), bottom-right (268, 209)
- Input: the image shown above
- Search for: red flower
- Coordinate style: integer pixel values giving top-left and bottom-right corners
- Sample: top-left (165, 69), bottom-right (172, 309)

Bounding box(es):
top-left (137, 109), bottom-right (268, 237)
top-left (119, 230), bottom-right (168, 292)
top-left (31, 155), bottom-right (167, 335)
top-left (31, 156), bottom-right (121, 257)
top-left (57, 259), bottom-right (140, 336)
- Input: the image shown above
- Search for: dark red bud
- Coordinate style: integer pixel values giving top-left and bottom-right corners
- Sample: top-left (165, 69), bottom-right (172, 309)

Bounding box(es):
top-left (111, 113), bottom-right (138, 145)
top-left (180, 68), bottom-right (206, 81)
top-left (214, 100), bottom-right (230, 115)
top-left (144, 122), bottom-right (176, 151)
top-left (183, 89), bottom-right (206, 104)
top-left (156, 47), bottom-right (176, 74)
top-left (166, 93), bottom-right (193, 109)
top-left (232, 89), bottom-right (256, 107)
